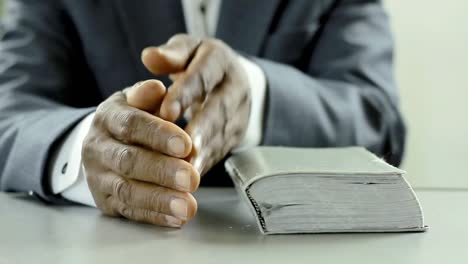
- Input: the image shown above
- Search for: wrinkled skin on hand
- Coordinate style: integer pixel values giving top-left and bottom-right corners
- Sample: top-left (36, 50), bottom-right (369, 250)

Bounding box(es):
top-left (82, 80), bottom-right (199, 227)
top-left (142, 34), bottom-right (251, 175)
top-left (82, 34), bottom-right (251, 227)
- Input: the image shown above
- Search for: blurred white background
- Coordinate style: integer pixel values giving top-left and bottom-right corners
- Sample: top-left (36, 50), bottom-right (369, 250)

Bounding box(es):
top-left (1, 1), bottom-right (466, 188)
top-left (385, 0), bottom-right (468, 188)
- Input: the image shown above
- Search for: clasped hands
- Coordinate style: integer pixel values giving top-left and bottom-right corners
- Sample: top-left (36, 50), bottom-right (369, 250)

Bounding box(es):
top-left (82, 34), bottom-right (251, 227)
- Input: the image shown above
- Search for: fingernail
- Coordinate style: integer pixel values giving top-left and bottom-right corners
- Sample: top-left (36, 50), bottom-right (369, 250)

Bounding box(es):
top-left (165, 215), bottom-right (182, 227)
top-left (170, 198), bottom-right (188, 220)
top-left (168, 136), bottom-right (185, 156)
top-left (175, 169), bottom-right (191, 191)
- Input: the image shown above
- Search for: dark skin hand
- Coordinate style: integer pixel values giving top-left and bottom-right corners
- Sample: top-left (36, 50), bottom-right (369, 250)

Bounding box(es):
top-left (82, 34), bottom-right (251, 227)
top-left (82, 80), bottom-right (199, 227)
top-left (141, 34), bottom-right (251, 176)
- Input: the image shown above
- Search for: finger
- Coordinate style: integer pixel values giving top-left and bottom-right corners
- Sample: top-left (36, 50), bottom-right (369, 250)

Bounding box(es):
top-left (183, 101), bottom-right (203, 122)
top-left (96, 92), bottom-right (192, 158)
top-left (185, 80), bottom-right (244, 149)
top-left (99, 175), bottom-right (197, 220)
top-left (190, 120), bottom-right (243, 176)
top-left (85, 173), bottom-right (114, 215)
top-left (185, 84), bottom-right (250, 174)
top-left (169, 72), bottom-right (204, 121)
top-left (160, 41), bottom-right (229, 122)
top-left (169, 72), bottom-right (184, 82)
top-left (107, 196), bottom-right (183, 227)
top-left (141, 34), bottom-right (201, 75)
top-left (125, 80), bottom-right (166, 113)
top-left (192, 119), bottom-right (243, 176)
top-left (185, 91), bottom-right (229, 156)
top-left (191, 134), bottom-right (220, 175)
top-left (95, 138), bottom-right (199, 192)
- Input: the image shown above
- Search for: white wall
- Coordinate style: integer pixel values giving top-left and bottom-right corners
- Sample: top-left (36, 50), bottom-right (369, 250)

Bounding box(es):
top-left (385, 0), bottom-right (468, 188)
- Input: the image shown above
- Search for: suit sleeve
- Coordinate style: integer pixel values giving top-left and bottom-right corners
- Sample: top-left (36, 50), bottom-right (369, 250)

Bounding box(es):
top-left (252, 0), bottom-right (405, 166)
top-left (0, 0), bottom-right (98, 201)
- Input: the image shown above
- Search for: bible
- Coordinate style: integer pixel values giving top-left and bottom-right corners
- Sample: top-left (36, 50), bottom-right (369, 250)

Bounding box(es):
top-left (225, 147), bottom-right (427, 234)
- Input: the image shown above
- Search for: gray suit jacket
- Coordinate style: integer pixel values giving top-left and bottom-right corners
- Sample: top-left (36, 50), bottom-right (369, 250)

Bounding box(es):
top-left (0, 0), bottom-right (405, 202)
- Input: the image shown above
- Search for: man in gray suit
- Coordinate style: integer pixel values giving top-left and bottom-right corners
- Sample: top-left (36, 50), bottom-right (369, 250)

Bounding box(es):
top-left (0, 0), bottom-right (405, 227)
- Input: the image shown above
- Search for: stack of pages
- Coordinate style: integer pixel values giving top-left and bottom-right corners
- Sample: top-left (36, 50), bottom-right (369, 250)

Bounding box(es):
top-left (225, 147), bottom-right (427, 235)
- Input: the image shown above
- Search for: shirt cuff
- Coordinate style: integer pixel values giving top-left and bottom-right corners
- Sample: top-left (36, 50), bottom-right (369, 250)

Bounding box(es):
top-left (233, 55), bottom-right (267, 152)
top-left (48, 112), bottom-right (96, 207)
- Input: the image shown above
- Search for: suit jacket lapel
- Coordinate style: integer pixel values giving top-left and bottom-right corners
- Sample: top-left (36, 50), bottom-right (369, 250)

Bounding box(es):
top-left (216, 0), bottom-right (281, 55)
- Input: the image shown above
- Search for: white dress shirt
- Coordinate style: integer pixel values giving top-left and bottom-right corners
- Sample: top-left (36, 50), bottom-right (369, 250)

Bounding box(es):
top-left (49, 0), bottom-right (267, 206)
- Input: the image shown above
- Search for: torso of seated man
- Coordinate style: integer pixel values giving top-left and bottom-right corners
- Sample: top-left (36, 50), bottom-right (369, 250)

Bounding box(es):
top-left (60, 1), bottom-right (339, 186)
top-left (0, 0), bottom-right (404, 227)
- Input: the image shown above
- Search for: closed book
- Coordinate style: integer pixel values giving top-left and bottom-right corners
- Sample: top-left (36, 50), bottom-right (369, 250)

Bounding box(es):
top-left (225, 146), bottom-right (427, 234)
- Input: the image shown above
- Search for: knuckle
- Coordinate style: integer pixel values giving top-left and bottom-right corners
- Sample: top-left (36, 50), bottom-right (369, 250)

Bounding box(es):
top-left (193, 72), bottom-right (209, 98)
top-left (148, 191), bottom-right (163, 211)
top-left (145, 119), bottom-right (163, 148)
top-left (168, 33), bottom-right (188, 43)
top-left (116, 111), bottom-right (139, 140)
top-left (120, 206), bottom-right (133, 219)
top-left (113, 178), bottom-right (132, 203)
top-left (96, 92), bottom-right (125, 124)
top-left (81, 135), bottom-right (93, 159)
top-left (220, 95), bottom-right (229, 116)
top-left (81, 134), bottom-right (99, 164)
top-left (114, 146), bottom-right (137, 176)
top-left (241, 87), bottom-right (251, 103)
top-left (142, 210), bottom-right (153, 222)
top-left (96, 101), bottom-right (108, 116)
top-left (99, 197), bottom-right (118, 216)
top-left (140, 162), bottom-right (155, 183)
top-left (152, 159), bottom-right (170, 186)
top-left (199, 72), bottom-right (209, 95)
top-left (206, 39), bottom-right (231, 59)
top-left (205, 38), bottom-right (224, 49)
top-left (101, 206), bottom-right (117, 217)
top-left (181, 74), bottom-right (204, 107)
top-left (95, 102), bottom-right (107, 118)
top-left (95, 102), bottom-right (112, 125)
top-left (99, 197), bottom-right (116, 216)
top-left (92, 111), bottom-right (106, 131)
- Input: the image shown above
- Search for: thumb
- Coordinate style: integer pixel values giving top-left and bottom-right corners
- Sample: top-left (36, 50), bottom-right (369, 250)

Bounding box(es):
top-left (141, 34), bottom-right (201, 75)
top-left (125, 79), bottom-right (166, 113)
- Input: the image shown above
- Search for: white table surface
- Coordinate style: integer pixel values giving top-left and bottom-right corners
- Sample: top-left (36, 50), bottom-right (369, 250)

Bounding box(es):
top-left (0, 187), bottom-right (467, 264)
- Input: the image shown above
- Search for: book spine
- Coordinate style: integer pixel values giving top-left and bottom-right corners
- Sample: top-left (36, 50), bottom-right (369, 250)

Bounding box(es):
top-left (225, 160), bottom-right (268, 234)
top-left (245, 185), bottom-right (267, 233)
